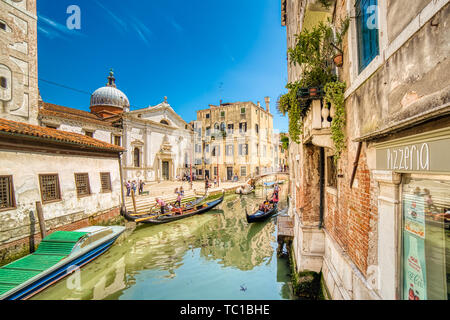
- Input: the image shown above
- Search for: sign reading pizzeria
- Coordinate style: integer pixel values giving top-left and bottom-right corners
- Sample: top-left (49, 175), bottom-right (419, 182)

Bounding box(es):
top-left (376, 134), bottom-right (450, 173)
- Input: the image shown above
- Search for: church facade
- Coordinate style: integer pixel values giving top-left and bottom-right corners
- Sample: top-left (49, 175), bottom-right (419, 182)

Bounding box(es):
top-left (38, 71), bottom-right (194, 183)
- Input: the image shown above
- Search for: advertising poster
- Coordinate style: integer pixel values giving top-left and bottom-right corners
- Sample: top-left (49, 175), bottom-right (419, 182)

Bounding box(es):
top-left (403, 194), bottom-right (427, 300)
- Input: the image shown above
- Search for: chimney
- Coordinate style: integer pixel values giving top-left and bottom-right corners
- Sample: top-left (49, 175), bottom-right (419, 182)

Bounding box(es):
top-left (257, 101), bottom-right (261, 108)
top-left (265, 97), bottom-right (270, 113)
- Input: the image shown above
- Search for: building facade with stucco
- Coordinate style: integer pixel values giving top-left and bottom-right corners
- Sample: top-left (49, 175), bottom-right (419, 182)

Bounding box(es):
top-left (282, 0), bottom-right (449, 300)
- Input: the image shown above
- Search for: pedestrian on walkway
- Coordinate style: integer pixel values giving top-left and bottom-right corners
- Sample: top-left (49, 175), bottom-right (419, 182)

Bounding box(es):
top-left (180, 186), bottom-right (184, 196)
top-left (205, 177), bottom-right (209, 193)
top-left (132, 180), bottom-right (137, 195)
top-left (126, 180), bottom-right (131, 197)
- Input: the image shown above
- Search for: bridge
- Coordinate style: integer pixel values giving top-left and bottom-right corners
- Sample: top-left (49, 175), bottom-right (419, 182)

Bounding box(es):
top-left (245, 171), bottom-right (289, 186)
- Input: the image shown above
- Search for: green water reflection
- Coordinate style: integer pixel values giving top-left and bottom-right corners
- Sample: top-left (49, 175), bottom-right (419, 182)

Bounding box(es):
top-left (33, 188), bottom-right (296, 300)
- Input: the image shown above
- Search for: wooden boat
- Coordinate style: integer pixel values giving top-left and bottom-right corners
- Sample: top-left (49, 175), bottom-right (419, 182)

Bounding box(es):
top-left (246, 202), bottom-right (278, 223)
top-left (128, 194), bottom-right (208, 218)
top-left (0, 225), bottom-right (125, 300)
top-left (124, 191), bottom-right (225, 225)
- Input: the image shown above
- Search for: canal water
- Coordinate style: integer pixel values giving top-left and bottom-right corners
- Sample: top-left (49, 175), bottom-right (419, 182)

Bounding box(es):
top-left (33, 187), bottom-right (296, 300)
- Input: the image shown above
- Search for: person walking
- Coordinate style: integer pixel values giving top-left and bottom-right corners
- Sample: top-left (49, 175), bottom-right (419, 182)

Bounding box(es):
top-left (126, 180), bottom-right (131, 197)
top-left (132, 180), bottom-right (137, 195)
top-left (205, 177), bottom-right (209, 193)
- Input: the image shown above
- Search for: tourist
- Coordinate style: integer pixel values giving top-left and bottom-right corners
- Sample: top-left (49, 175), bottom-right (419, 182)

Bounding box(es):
top-left (175, 192), bottom-right (182, 207)
top-left (180, 186), bottom-right (184, 196)
top-left (214, 177), bottom-right (217, 188)
top-left (205, 177), bottom-right (209, 193)
top-left (126, 180), bottom-right (131, 197)
top-left (132, 180), bottom-right (137, 195)
top-left (156, 198), bottom-right (166, 215)
top-left (174, 187), bottom-right (179, 196)
top-left (139, 180), bottom-right (145, 195)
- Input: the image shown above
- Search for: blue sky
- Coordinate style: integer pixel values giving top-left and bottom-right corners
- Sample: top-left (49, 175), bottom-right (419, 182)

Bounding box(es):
top-left (37, 0), bottom-right (289, 132)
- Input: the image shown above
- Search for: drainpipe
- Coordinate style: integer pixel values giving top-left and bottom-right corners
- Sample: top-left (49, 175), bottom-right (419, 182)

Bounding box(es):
top-left (118, 151), bottom-right (127, 215)
top-left (319, 147), bottom-right (325, 229)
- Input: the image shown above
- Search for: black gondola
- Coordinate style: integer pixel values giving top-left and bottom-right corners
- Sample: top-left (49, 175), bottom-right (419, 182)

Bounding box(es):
top-left (246, 202), bottom-right (278, 223)
top-left (123, 191), bottom-right (225, 225)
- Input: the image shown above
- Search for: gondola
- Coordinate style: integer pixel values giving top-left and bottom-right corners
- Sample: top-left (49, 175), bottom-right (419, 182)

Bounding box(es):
top-left (246, 202), bottom-right (278, 223)
top-left (124, 191), bottom-right (225, 225)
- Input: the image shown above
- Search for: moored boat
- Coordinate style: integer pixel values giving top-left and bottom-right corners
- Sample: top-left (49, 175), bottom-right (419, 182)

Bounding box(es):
top-left (0, 225), bottom-right (125, 300)
top-left (124, 191), bottom-right (225, 225)
top-left (246, 203), bottom-right (278, 223)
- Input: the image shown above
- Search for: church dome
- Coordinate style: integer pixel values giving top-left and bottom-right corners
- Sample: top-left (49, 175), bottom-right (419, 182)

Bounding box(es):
top-left (90, 70), bottom-right (130, 110)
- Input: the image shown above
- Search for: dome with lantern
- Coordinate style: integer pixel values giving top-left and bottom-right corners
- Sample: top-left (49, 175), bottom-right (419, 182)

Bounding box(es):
top-left (90, 70), bottom-right (130, 117)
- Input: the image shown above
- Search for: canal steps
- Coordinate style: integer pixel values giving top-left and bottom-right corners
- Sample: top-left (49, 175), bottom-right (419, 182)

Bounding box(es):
top-left (124, 190), bottom-right (199, 214)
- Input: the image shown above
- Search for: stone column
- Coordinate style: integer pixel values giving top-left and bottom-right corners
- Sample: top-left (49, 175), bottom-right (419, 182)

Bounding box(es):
top-left (373, 170), bottom-right (402, 300)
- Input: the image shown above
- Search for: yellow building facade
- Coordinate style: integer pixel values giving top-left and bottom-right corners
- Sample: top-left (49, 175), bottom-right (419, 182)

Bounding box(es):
top-left (193, 98), bottom-right (276, 181)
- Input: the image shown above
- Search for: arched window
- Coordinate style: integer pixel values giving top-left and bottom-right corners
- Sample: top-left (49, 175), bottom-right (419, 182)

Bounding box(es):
top-left (134, 148), bottom-right (140, 168)
top-left (160, 120), bottom-right (169, 126)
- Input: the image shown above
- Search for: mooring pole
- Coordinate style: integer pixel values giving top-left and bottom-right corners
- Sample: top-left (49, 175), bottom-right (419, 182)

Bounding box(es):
top-left (35, 201), bottom-right (47, 239)
top-left (131, 189), bottom-right (137, 214)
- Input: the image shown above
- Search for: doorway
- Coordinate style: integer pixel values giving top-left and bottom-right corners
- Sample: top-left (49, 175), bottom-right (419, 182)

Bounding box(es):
top-left (227, 167), bottom-right (233, 181)
top-left (162, 161), bottom-right (170, 180)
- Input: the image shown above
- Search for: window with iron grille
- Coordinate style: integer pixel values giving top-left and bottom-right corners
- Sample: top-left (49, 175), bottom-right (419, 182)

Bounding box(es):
top-left (39, 174), bottom-right (61, 203)
top-left (0, 176), bottom-right (15, 210)
top-left (100, 172), bottom-right (112, 193)
top-left (75, 173), bottom-right (91, 197)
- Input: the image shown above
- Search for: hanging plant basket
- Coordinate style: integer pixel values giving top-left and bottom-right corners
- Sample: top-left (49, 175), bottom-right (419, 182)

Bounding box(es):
top-left (333, 54), bottom-right (343, 67)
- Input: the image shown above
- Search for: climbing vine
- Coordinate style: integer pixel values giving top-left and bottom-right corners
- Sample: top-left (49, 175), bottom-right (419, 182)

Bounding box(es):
top-left (277, 16), bottom-right (349, 153)
top-left (324, 81), bottom-right (347, 160)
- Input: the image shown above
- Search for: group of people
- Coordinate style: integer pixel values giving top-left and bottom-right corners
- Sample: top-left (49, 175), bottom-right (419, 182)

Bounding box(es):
top-left (154, 186), bottom-right (186, 217)
top-left (125, 180), bottom-right (145, 197)
top-left (259, 183), bottom-right (281, 213)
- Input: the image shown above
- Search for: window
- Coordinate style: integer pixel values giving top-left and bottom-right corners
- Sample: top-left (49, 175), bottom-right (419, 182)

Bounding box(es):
top-left (39, 174), bottom-right (61, 203)
top-left (256, 144), bottom-right (260, 157)
top-left (226, 145), bottom-right (233, 156)
top-left (160, 120), bottom-right (169, 125)
top-left (401, 176), bottom-right (450, 300)
top-left (212, 146), bottom-right (220, 157)
top-left (0, 176), bottom-right (15, 210)
top-left (220, 111), bottom-right (225, 118)
top-left (220, 122), bottom-right (226, 132)
top-left (100, 172), bottom-right (112, 193)
top-left (356, 0), bottom-right (379, 73)
top-left (239, 122), bottom-right (247, 133)
top-left (0, 77), bottom-right (7, 89)
top-left (241, 108), bottom-right (246, 114)
top-left (240, 166), bottom-right (247, 177)
top-left (327, 156), bottom-right (337, 188)
top-left (206, 113), bottom-right (210, 119)
top-left (0, 21), bottom-right (6, 31)
top-left (263, 145), bottom-right (267, 157)
top-left (205, 144), bottom-right (210, 153)
top-left (134, 148), bottom-right (140, 167)
top-left (227, 124), bottom-right (234, 134)
top-left (239, 144), bottom-right (248, 156)
top-left (85, 131), bottom-right (94, 138)
top-left (74, 173), bottom-right (91, 197)
top-left (206, 127), bottom-right (211, 136)
top-left (214, 167), bottom-right (218, 176)
top-left (114, 135), bottom-right (121, 146)
top-left (255, 124), bottom-right (259, 134)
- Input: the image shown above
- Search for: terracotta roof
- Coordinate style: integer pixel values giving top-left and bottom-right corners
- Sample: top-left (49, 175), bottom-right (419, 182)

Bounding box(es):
top-left (38, 101), bottom-right (120, 127)
top-left (0, 118), bottom-right (124, 152)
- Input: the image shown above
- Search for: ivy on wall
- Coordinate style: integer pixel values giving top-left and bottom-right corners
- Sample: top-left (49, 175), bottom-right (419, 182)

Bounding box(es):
top-left (277, 17), bottom-right (349, 158)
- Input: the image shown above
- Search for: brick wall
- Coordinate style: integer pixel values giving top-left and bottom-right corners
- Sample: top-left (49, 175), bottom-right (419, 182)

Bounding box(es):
top-left (324, 145), bottom-right (378, 276)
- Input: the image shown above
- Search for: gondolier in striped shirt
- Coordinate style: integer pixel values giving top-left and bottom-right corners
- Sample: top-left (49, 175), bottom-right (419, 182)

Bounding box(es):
top-left (156, 198), bottom-right (166, 215)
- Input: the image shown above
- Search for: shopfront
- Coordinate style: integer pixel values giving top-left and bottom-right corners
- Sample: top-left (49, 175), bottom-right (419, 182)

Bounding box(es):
top-left (374, 127), bottom-right (450, 300)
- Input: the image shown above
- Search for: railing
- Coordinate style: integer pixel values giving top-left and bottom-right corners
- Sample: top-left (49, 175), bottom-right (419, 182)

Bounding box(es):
top-left (303, 99), bottom-right (335, 142)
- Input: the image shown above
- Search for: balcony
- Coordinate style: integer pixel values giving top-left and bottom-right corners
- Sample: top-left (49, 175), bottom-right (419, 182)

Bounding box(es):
top-left (303, 99), bottom-right (335, 150)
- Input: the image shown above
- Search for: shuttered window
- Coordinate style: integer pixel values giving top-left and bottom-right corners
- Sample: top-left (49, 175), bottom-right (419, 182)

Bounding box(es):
top-left (39, 174), bottom-right (61, 203)
top-left (356, 0), bottom-right (379, 73)
top-left (100, 172), bottom-right (112, 193)
top-left (75, 173), bottom-right (91, 197)
top-left (0, 176), bottom-right (15, 210)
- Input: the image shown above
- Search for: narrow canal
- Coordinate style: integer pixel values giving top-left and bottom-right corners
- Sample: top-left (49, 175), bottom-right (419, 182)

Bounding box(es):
top-left (32, 187), bottom-right (296, 300)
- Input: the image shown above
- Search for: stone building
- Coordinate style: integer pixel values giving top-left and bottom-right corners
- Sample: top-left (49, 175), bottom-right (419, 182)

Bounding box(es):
top-left (0, 0), bottom-right (39, 125)
top-left (0, 0), bottom-right (125, 261)
top-left (282, 0), bottom-right (449, 299)
top-left (193, 99), bottom-right (276, 181)
top-left (38, 71), bottom-right (194, 183)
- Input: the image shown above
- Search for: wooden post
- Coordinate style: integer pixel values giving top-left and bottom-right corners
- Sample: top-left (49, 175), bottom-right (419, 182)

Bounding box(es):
top-left (131, 189), bottom-right (137, 214)
top-left (35, 201), bottom-right (47, 239)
